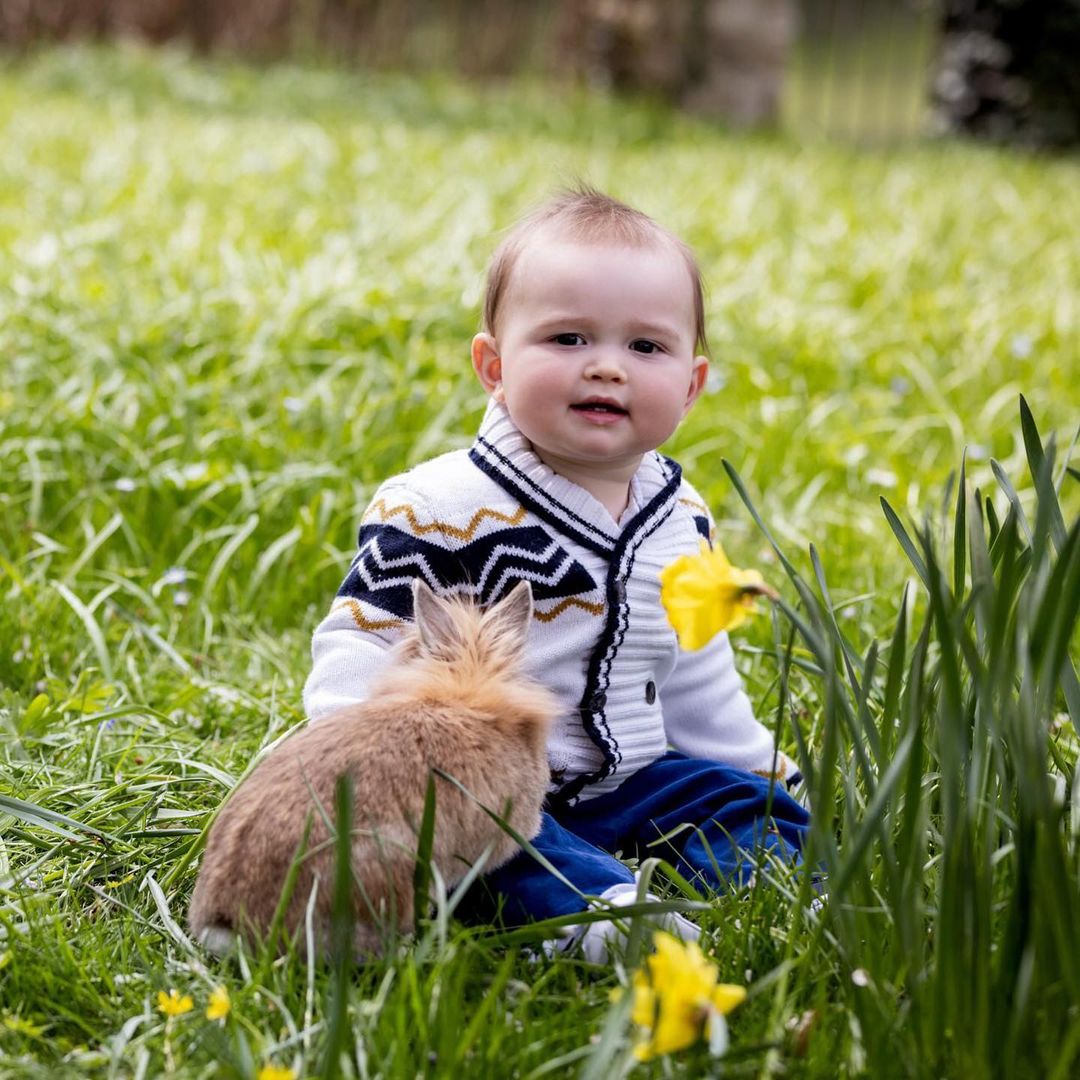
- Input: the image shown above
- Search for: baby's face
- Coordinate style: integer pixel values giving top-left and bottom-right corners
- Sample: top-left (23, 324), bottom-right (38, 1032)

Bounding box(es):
top-left (472, 235), bottom-right (708, 485)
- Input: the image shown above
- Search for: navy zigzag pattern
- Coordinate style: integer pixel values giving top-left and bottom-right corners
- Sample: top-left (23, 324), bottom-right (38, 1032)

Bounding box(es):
top-left (338, 522), bottom-right (598, 618)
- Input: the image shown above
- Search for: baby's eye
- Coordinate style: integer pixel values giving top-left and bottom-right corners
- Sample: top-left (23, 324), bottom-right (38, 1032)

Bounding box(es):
top-left (552, 332), bottom-right (586, 347)
top-left (630, 339), bottom-right (662, 355)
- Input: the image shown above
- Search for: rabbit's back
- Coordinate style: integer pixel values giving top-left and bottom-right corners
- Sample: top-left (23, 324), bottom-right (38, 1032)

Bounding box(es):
top-left (188, 691), bottom-right (549, 955)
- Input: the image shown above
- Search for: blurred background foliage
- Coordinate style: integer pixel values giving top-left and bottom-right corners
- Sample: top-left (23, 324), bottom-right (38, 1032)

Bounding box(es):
top-left (2, 0), bottom-right (1078, 146)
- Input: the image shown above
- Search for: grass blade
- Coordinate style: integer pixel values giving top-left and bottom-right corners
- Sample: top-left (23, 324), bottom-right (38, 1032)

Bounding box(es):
top-left (954, 454), bottom-right (967, 599)
top-left (321, 774), bottom-right (356, 1080)
top-left (990, 459), bottom-right (1033, 544)
top-left (723, 459), bottom-right (800, 583)
top-left (0, 793), bottom-right (117, 845)
top-left (203, 513), bottom-right (260, 598)
top-left (413, 772), bottom-right (437, 936)
top-left (880, 497), bottom-right (930, 587)
top-left (1020, 394), bottom-right (1067, 552)
top-left (52, 581), bottom-right (114, 682)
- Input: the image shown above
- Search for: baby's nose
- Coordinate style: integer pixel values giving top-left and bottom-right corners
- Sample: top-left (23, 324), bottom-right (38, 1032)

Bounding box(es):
top-left (585, 349), bottom-right (628, 381)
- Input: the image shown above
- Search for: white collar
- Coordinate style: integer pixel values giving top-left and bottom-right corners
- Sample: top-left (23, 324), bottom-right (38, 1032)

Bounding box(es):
top-left (470, 400), bottom-right (678, 553)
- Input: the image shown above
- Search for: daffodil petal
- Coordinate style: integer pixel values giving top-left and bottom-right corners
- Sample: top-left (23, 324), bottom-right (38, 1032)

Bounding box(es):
top-left (626, 931), bottom-right (748, 1062)
top-left (630, 982), bottom-right (657, 1028)
top-left (660, 541), bottom-right (773, 648)
top-left (711, 983), bottom-right (748, 1014)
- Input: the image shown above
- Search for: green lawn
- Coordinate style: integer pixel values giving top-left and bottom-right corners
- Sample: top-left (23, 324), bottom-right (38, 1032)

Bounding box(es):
top-left (1, 44), bottom-right (1078, 1078)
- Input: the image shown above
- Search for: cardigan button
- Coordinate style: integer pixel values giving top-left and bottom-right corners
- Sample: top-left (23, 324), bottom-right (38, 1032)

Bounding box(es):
top-left (590, 690), bottom-right (607, 711)
top-left (612, 578), bottom-right (627, 604)
top-left (645, 680), bottom-right (656, 705)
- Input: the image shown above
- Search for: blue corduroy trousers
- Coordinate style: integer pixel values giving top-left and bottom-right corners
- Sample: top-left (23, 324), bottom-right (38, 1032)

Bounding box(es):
top-left (459, 750), bottom-right (810, 924)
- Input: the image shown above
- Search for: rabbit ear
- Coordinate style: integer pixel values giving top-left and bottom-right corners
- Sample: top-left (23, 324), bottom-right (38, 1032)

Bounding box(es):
top-left (481, 580), bottom-right (533, 653)
top-left (411, 578), bottom-right (460, 655)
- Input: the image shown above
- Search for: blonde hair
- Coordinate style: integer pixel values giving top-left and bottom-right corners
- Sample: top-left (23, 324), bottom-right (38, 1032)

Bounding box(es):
top-left (482, 186), bottom-right (709, 354)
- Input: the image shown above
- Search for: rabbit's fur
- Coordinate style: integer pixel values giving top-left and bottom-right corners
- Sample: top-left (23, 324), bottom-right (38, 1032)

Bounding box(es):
top-left (188, 579), bottom-right (556, 959)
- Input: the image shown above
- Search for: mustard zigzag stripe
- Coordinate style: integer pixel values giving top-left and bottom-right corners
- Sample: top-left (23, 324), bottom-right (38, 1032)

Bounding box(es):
top-left (752, 759), bottom-right (789, 781)
top-left (533, 597), bottom-right (605, 622)
top-left (336, 594), bottom-right (600, 628)
top-left (334, 597), bottom-right (403, 632)
top-left (679, 496), bottom-right (708, 514)
top-left (363, 499), bottom-right (527, 540)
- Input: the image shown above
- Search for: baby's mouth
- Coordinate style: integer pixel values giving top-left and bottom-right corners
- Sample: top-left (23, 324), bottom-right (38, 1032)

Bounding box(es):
top-left (570, 399), bottom-right (629, 416)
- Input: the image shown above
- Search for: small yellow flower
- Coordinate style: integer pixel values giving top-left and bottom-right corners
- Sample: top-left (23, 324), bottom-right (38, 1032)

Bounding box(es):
top-left (205, 985), bottom-right (231, 1022)
top-left (156, 989), bottom-right (194, 1018)
top-left (3, 1014), bottom-right (46, 1037)
top-left (660, 540), bottom-right (777, 650)
top-left (623, 931), bottom-right (746, 1061)
top-left (257, 1065), bottom-right (296, 1080)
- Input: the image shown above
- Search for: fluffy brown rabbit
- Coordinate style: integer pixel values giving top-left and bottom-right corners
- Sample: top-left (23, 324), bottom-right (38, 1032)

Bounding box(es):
top-left (188, 578), bottom-right (556, 958)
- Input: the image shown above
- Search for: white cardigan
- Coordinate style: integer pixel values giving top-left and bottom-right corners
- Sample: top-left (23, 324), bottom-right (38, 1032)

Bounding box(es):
top-left (304, 402), bottom-right (797, 804)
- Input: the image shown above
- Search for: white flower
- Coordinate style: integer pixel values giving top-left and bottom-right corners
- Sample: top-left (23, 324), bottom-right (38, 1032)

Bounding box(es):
top-left (865, 468), bottom-right (897, 488)
top-left (1010, 333), bottom-right (1033, 358)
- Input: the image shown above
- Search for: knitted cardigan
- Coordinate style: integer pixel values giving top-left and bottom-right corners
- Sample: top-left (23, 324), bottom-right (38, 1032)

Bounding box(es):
top-left (303, 402), bottom-right (798, 805)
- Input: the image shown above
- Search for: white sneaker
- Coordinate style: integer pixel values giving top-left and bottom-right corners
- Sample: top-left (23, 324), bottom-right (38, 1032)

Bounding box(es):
top-left (546, 877), bottom-right (701, 964)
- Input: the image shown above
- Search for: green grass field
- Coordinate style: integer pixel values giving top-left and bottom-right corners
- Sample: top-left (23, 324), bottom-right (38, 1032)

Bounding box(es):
top-left (1, 44), bottom-right (1078, 1078)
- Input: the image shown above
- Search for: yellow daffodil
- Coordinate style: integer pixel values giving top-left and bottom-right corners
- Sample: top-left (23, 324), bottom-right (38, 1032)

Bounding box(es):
top-left (660, 540), bottom-right (777, 650)
top-left (257, 1065), bottom-right (296, 1080)
top-left (206, 985), bottom-right (231, 1022)
top-left (624, 931), bottom-right (746, 1061)
top-left (156, 989), bottom-right (194, 1018)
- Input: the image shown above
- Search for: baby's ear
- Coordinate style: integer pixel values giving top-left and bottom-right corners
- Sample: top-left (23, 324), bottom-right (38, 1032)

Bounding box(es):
top-left (471, 332), bottom-right (504, 400)
top-left (681, 354), bottom-right (709, 416)
top-left (411, 579), bottom-right (460, 655)
top-left (481, 580), bottom-right (533, 655)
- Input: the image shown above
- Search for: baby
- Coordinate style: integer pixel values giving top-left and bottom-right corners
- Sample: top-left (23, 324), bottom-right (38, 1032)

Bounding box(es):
top-left (304, 187), bottom-right (809, 958)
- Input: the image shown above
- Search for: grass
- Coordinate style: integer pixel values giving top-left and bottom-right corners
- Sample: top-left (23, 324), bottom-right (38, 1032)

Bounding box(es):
top-left (1, 42), bottom-right (1079, 1078)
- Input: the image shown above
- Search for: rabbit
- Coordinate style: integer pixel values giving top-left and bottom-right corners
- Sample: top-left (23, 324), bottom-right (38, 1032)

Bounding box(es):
top-left (188, 578), bottom-right (556, 959)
